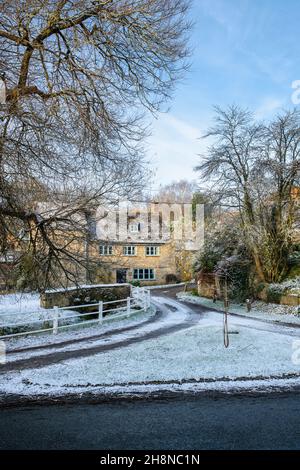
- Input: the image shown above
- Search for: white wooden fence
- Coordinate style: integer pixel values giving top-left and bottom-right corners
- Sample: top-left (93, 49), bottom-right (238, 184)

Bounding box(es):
top-left (0, 287), bottom-right (151, 340)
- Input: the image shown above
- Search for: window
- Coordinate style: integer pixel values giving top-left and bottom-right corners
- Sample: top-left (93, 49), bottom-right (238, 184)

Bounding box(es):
top-left (123, 246), bottom-right (136, 256)
top-left (145, 246), bottom-right (160, 256)
top-left (18, 228), bottom-right (30, 241)
top-left (133, 268), bottom-right (155, 280)
top-left (99, 245), bottom-right (113, 256)
top-left (0, 252), bottom-right (15, 263)
top-left (129, 223), bottom-right (140, 233)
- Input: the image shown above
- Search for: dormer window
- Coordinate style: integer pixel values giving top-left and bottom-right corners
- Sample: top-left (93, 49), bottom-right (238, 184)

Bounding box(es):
top-left (129, 223), bottom-right (140, 233)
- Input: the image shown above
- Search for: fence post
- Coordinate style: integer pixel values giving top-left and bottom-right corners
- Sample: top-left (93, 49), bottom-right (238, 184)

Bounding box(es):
top-left (147, 289), bottom-right (151, 308)
top-left (127, 297), bottom-right (131, 316)
top-left (143, 290), bottom-right (148, 310)
top-left (53, 306), bottom-right (59, 335)
top-left (98, 301), bottom-right (103, 324)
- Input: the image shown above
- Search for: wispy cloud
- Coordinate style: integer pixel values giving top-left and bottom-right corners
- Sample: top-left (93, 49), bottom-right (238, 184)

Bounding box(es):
top-left (158, 114), bottom-right (200, 140)
top-left (147, 114), bottom-right (206, 186)
top-left (254, 97), bottom-right (284, 120)
top-left (146, 1), bottom-right (299, 185)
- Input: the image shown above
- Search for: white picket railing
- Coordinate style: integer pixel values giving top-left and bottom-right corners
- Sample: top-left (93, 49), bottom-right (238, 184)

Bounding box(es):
top-left (0, 288), bottom-right (151, 341)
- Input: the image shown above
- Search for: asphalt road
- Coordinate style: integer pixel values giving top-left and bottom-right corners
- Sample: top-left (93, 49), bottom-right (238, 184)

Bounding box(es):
top-left (1, 394), bottom-right (300, 450)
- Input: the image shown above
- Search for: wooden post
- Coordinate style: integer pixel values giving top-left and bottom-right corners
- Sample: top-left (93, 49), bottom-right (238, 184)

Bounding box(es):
top-left (143, 290), bottom-right (148, 310)
top-left (127, 297), bottom-right (131, 316)
top-left (223, 274), bottom-right (229, 348)
top-left (224, 275), bottom-right (229, 311)
top-left (98, 301), bottom-right (103, 324)
top-left (0, 340), bottom-right (6, 365)
top-left (53, 306), bottom-right (59, 335)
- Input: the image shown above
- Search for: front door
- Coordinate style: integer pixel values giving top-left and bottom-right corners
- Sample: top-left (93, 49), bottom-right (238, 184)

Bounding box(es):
top-left (116, 269), bottom-right (127, 283)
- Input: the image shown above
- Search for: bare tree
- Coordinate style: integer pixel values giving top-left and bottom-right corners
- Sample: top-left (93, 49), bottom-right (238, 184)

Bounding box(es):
top-left (0, 0), bottom-right (191, 290)
top-left (154, 180), bottom-right (198, 203)
top-left (197, 106), bottom-right (300, 283)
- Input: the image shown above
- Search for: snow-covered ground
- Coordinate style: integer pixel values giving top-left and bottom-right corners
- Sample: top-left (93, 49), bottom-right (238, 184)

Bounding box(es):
top-left (177, 292), bottom-right (300, 326)
top-left (17, 324), bottom-right (299, 386)
top-left (1, 296), bottom-right (300, 397)
top-left (148, 282), bottom-right (186, 290)
top-left (0, 291), bottom-right (151, 348)
top-left (0, 292), bottom-right (80, 329)
top-left (44, 283), bottom-right (129, 293)
top-left (3, 305), bottom-right (157, 362)
top-left (0, 292), bottom-right (44, 316)
top-left (0, 290), bottom-right (154, 350)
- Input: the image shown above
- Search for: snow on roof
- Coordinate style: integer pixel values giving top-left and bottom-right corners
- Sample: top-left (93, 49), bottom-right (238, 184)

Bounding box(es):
top-left (44, 283), bottom-right (130, 294)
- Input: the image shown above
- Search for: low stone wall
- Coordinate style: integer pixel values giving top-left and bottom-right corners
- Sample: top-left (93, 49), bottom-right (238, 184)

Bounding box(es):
top-left (257, 288), bottom-right (300, 307)
top-left (280, 294), bottom-right (299, 307)
top-left (196, 274), bottom-right (300, 307)
top-left (197, 273), bottom-right (220, 299)
top-left (197, 282), bottom-right (215, 298)
top-left (40, 283), bottom-right (131, 309)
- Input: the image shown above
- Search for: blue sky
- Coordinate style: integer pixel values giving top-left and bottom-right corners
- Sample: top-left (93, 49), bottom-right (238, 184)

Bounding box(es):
top-left (148, 0), bottom-right (300, 187)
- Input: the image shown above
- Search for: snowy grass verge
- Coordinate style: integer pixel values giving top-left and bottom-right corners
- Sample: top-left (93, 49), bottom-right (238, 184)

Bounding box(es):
top-left (1, 316), bottom-right (300, 395)
top-left (177, 292), bottom-right (300, 326)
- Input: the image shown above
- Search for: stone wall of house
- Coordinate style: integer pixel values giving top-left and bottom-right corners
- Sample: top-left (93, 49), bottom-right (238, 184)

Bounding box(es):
top-left (40, 283), bottom-right (131, 309)
top-left (89, 242), bottom-right (180, 285)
